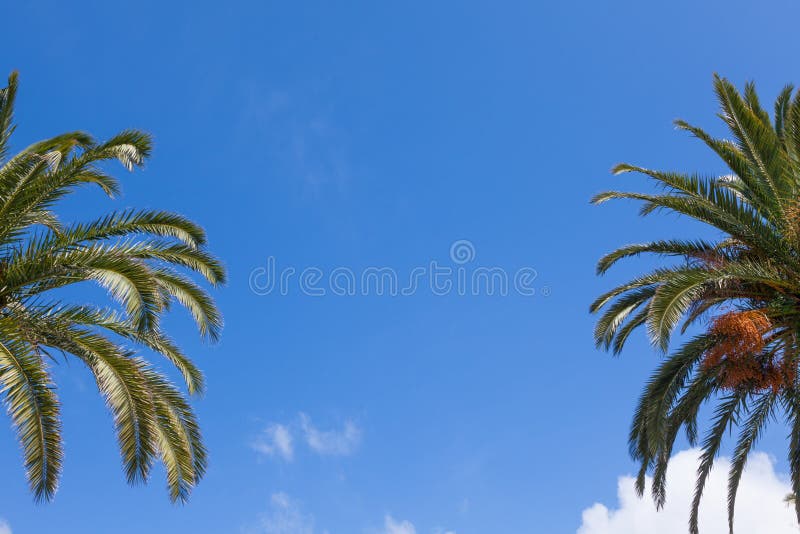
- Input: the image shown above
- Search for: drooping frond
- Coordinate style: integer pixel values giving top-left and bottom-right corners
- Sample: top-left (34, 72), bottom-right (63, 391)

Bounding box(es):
top-left (628, 335), bottom-right (713, 475)
top-left (0, 72), bottom-right (223, 503)
top-left (594, 75), bottom-right (800, 532)
top-left (727, 391), bottom-right (776, 533)
top-left (152, 269), bottom-right (223, 341)
top-left (690, 392), bottom-right (747, 534)
top-left (51, 305), bottom-right (205, 394)
top-left (74, 339), bottom-right (158, 483)
top-left (0, 335), bottom-right (62, 501)
top-left (141, 367), bottom-right (206, 502)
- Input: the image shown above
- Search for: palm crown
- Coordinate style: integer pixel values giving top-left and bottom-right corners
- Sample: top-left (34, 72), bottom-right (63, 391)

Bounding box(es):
top-left (0, 72), bottom-right (224, 503)
top-left (593, 76), bottom-right (800, 533)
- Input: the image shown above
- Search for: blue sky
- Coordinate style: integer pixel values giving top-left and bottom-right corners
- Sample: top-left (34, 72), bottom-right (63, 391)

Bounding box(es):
top-left (2, 1), bottom-right (800, 533)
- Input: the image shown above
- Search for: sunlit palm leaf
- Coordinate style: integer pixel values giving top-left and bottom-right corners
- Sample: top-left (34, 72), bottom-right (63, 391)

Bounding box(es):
top-left (0, 72), bottom-right (224, 502)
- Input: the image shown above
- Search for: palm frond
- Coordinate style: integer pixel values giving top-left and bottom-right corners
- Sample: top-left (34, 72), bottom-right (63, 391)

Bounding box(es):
top-left (594, 75), bottom-right (800, 533)
top-left (0, 72), bottom-right (223, 502)
top-left (0, 335), bottom-right (61, 501)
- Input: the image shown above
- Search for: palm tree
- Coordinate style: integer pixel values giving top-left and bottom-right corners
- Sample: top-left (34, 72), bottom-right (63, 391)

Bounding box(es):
top-left (0, 72), bottom-right (224, 503)
top-left (592, 76), bottom-right (800, 533)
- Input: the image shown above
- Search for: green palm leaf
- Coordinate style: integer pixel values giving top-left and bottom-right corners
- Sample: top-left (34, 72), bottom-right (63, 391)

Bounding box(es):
top-left (0, 72), bottom-right (224, 502)
top-left (594, 75), bottom-right (800, 532)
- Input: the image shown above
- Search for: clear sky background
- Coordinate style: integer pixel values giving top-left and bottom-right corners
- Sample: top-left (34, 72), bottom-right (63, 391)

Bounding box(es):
top-left (2, 1), bottom-right (800, 533)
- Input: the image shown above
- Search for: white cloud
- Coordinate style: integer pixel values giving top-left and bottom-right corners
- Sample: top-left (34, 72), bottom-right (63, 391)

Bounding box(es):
top-left (247, 492), bottom-right (315, 534)
top-left (383, 516), bottom-right (416, 534)
top-left (578, 448), bottom-right (797, 534)
top-left (299, 413), bottom-right (361, 456)
top-left (379, 516), bottom-right (456, 534)
top-left (252, 424), bottom-right (294, 461)
top-left (246, 501), bottom-right (451, 534)
top-left (0, 519), bottom-right (10, 534)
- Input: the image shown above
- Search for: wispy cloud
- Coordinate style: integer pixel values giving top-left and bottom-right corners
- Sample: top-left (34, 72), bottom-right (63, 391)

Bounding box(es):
top-left (237, 83), bottom-right (352, 198)
top-left (382, 516), bottom-right (416, 534)
top-left (251, 414), bottom-right (362, 461)
top-left (299, 413), bottom-right (361, 456)
top-left (245, 497), bottom-right (453, 534)
top-left (251, 423), bottom-right (294, 462)
top-left (0, 519), bottom-right (10, 534)
top-left (246, 492), bottom-right (316, 534)
top-left (578, 448), bottom-right (797, 534)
